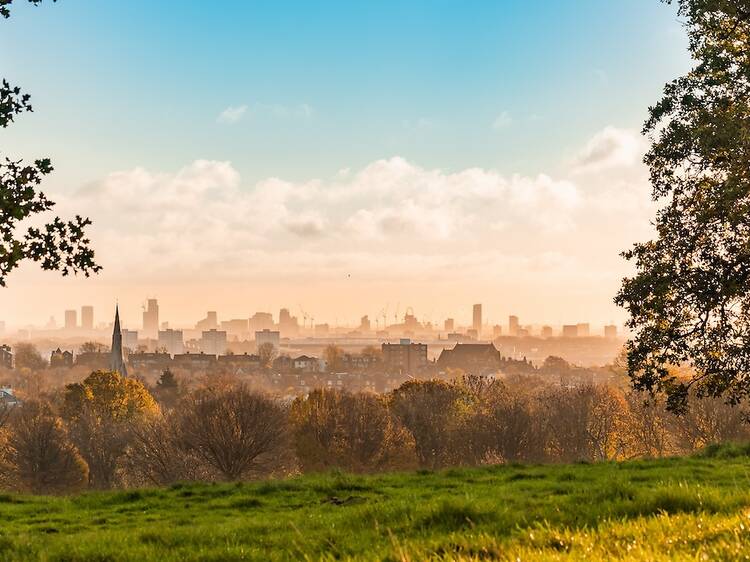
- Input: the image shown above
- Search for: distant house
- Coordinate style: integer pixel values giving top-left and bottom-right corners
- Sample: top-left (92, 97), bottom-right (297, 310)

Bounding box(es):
top-left (272, 355), bottom-right (293, 373)
top-left (129, 352), bottom-right (173, 373)
top-left (75, 351), bottom-right (109, 370)
top-left (0, 387), bottom-right (21, 407)
top-left (292, 355), bottom-right (318, 373)
top-left (172, 352), bottom-right (217, 371)
top-left (0, 345), bottom-right (12, 370)
top-left (437, 343), bottom-right (503, 374)
top-left (217, 353), bottom-right (261, 374)
top-left (50, 348), bottom-right (74, 368)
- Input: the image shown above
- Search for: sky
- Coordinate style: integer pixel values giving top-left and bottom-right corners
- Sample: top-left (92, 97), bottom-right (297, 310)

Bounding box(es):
top-left (0, 0), bottom-right (692, 330)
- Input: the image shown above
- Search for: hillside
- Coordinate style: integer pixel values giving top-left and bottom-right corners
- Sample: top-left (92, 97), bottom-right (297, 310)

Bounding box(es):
top-left (2, 447), bottom-right (750, 561)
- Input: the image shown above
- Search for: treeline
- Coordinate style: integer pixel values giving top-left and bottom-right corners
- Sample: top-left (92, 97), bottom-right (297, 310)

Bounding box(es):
top-left (0, 370), bottom-right (748, 494)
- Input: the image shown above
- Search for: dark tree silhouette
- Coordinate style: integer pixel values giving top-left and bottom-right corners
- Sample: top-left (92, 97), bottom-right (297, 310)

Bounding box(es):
top-left (616, 1), bottom-right (750, 412)
top-left (1, 0), bottom-right (99, 287)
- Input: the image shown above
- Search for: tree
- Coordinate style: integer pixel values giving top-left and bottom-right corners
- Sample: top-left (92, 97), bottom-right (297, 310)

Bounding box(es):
top-left (123, 414), bottom-right (208, 487)
top-left (1, 401), bottom-right (88, 494)
top-left (79, 342), bottom-right (108, 354)
top-left (290, 389), bottom-right (415, 473)
top-left (616, 2), bottom-right (750, 412)
top-left (62, 370), bottom-right (159, 488)
top-left (1, 0), bottom-right (99, 287)
top-left (257, 342), bottom-right (277, 369)
top-left (389, 380), bottom-right (467, 469)
top-left (154, 368), bottom-right (180, 410)
top-left (13, 343), bottom-right (46, 371)
top-left (176, 385), bottom-right (288, 481)
top-left (324, 344), bottom-right (344, 372)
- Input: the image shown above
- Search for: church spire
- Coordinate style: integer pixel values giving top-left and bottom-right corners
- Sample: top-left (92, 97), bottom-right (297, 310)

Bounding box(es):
top-left (110, 304), bottom-right (128, 377)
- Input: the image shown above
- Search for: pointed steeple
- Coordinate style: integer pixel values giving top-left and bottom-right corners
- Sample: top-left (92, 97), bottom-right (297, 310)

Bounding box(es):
top-left (110, 305), bottom-right (128, 377)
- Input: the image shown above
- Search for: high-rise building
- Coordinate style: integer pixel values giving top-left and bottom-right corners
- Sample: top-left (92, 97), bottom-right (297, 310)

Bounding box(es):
top-left (472, 304), bottom-right (482, 336)
top-left (444, 318), bottom-right (455, 332)
top-left (249, 312), bottom-right (274, 333)
top-left (196, 311), bottom-right (218, 331)
top-left (142, 299), bottom-right (159, 339)
top-left (541, 325), bottom-right (554, 338)
top-left (64, 310), bottom-right (77, 330)
top-left (255, 329), bottom-right (280, 352)
top-left (508, 315), bottom-right (519, 337)
top-left (158, 329), bottom-right (184, 355)
top-left (493, 324), bottom-right (502, 338)
top-left (382, 339), bottom-right (428, 374)
top-left (110, 305), bottom-right (128, 376)
top-left (359, 315), bottom-right (371, 332)
top-left (576, 323), bottom-right (590, 337)
top-left (278, 308), bottom-right (299, 337)
top-left (121, 329), bottom-right (139, 352)
top-left (604, 325), bottom-right (618, 338)
top-left (200, 329), bottom-right (228, 356)
top-left (220, 319), bottom-right (249, 339)
top-left (81, 306), bottom-right (94, 330)
top-left (562, 324), bottom-right (578, 338)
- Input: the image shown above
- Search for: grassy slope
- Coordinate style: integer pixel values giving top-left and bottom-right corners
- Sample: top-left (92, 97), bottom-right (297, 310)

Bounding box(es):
top-left (2, 449), bottom-right (750, 561)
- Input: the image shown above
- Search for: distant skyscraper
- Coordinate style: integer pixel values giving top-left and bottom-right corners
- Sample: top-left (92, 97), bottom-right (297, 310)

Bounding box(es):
top-left (81, 306), bottom-right (94, 330)
top-left (508, 315), bottom-right (519, 337)
top-left (249, 312), bottom-right (274, 333)
top-left (64, 309), bottom-right (77, 330)
top-left (359, 315), bottom-right (371, 332)
top-left (493, 324), bottom-right (502, 338)
top-left (196, 311), bottom-right (218, 331)
top-left (142, 299), bottom-right (159, 339)
top-left (110, 305), bottom-right (128, 377)
top-left (278, 308), bottom-right (299, 337)
top-left (604, 325), bottom-right (618, 338)
top-left (200, 329), bottom-right (227, 355)
top-left (121, 329), bottom-right (139, 352)
top-left (158, 329), bottom-right (184, 355)
top-left (255, 329), bottom-right (280, 352)
top-left (444, 318), bottom-right (455, 332)
top-left (541, 325), bottom-right (554, 338)
top-left (472, 304), bottom-right (482, 336)
top-left (576, 323), bottom-right (590, 337)
top-left (562, 324), bottom-right (578, 338)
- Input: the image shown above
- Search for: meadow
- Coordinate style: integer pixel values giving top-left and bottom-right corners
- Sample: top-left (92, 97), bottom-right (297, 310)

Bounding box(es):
top-left (0, 444), bottom-right (749, 561)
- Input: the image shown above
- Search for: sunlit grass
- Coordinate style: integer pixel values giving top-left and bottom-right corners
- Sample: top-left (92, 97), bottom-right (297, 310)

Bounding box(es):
top-left (1, 447), bottom-right (750, 560)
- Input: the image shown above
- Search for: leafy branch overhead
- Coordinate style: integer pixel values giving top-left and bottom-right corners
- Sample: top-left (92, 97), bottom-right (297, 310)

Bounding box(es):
top-left (616, 0), bottom-right (750, 412)
top-left (0, 0), bottom-right (99, 287)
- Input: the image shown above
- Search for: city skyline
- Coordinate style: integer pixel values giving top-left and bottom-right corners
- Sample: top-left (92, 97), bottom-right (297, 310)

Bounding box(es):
top-left (4, 299), bottom-right (619, 338)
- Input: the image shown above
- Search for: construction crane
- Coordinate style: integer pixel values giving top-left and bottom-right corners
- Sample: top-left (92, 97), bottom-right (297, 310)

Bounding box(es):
top-left (297, 305), bottom-right (309, 330)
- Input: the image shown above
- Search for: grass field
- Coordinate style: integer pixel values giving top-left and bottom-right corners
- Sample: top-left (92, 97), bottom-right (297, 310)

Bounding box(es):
top-left (2, 445), bottom-right (750, 561)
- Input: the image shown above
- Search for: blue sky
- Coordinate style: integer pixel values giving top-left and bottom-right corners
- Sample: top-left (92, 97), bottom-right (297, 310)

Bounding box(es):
top-left (0, 1), bottom-right (692, 328)
top-left (2, 0), bottom-right (688, 187)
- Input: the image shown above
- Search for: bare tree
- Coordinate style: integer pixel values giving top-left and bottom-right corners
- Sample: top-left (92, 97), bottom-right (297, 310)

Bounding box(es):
top-left (124, 414), bottom-right (210, 486)
top-left (176, 385), bottom-right (289, 480)
top-left (1, 401), bottom-right (88, 494)
top-left (257, 343), bottom-right (277, 370)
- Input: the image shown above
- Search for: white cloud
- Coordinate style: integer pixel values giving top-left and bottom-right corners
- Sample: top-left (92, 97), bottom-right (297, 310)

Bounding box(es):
top-left (571, 126), bottom-right (646, 174)
top-left (45, 126), bottom-right (653, 312)
top-left (217, 105), bottom-right (248, 124)
top-left (492, 111), bottom-right (513, 130)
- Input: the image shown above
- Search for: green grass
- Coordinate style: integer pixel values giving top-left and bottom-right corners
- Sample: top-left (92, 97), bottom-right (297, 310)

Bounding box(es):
top-left (3, 449), bottom-right (750, 560)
